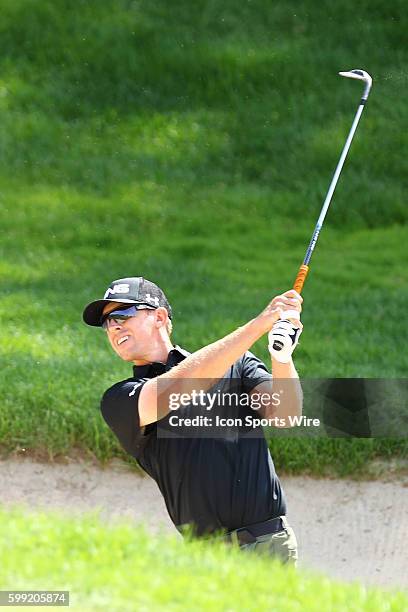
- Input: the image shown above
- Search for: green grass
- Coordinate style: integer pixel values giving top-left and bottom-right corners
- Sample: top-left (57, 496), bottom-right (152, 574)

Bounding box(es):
top-left (0, 0), bottom-right (407, 471)
top-left (0, 508), bottom-right (406, 611)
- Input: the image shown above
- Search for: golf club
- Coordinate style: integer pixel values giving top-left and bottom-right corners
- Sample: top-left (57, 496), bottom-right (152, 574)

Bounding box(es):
top-left (270, 69), bottom-right (373, 361)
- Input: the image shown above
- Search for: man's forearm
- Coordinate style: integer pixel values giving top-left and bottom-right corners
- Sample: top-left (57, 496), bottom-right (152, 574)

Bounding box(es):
top-left (271, 357), bottom-right (303, 422)
top-left (164, 317), bottom-right (265, 381)
top-left (271, 357), bottom-right (299, 381)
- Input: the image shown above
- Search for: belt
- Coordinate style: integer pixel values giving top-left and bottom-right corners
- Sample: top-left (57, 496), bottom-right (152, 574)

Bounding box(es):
top-left (224, 516), bottom-right (285, 546)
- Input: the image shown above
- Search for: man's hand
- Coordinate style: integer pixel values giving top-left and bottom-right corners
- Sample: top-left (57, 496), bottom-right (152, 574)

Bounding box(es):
top-left (256, 290), bottom-right (303, 334)
top-left (268, 319), bottom-right (302, 363)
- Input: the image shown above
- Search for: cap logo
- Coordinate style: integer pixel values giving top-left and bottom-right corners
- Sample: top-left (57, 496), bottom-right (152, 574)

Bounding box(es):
top-left (145, 293), bottom-right (160, 306)
top-left (104, 284), bottom-right (130, 298)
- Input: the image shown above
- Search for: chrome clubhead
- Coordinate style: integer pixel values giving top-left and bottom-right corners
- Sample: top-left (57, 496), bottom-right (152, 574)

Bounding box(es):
top-left (339, 69), bottom-right (372, 100)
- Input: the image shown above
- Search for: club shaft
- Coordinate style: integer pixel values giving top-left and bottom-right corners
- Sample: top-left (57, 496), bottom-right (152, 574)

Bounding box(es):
top-left (304, 102), bottom-right (365, 266)
top-left (293, 99), bottom-right (368, 295)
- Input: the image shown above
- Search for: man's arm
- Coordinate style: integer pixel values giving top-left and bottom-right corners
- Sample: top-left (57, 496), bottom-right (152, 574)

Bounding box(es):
top-left (139, 290), bottom-right (303, 427)
top-left (252, 358), bottom-right (303, 427)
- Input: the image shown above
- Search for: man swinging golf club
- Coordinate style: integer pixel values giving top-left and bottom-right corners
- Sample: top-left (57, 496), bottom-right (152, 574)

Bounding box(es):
top-left (83, 68), bottom-right (371, 563)
top-left (83, 277), bottom-right (302, 564)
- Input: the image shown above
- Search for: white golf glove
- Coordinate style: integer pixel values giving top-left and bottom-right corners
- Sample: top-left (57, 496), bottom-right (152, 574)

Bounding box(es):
top-left (268, 313), bottom-right (302, 363)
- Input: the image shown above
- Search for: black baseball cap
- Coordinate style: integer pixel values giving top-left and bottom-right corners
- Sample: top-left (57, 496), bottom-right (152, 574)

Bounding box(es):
top-left (83, 277), bottom-right (172, 327)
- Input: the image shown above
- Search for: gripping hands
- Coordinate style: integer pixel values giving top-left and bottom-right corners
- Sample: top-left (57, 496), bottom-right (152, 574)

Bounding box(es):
top-left (268, 318), bottom-right (302, 363)
top-left (259, 290), bottom-right (303, 363)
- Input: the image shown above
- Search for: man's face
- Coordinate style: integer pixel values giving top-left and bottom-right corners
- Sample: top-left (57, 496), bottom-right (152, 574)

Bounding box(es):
top-left (102, 302), bottom-right (159, 364)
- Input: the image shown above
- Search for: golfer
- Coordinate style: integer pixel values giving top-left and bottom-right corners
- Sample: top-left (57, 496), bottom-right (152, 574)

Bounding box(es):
top-left (83, 277), bottom-right (303, 564)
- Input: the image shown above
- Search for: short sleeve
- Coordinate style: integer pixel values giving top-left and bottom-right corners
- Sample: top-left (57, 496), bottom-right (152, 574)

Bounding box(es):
top-left (100, 379), bottom-right (150, 457)
top-left (240, 351), bottom-right (272, 393)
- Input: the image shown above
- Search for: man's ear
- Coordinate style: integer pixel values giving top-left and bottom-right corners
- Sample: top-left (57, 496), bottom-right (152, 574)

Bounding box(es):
top-left (154, 307), bottom-right (169, 328)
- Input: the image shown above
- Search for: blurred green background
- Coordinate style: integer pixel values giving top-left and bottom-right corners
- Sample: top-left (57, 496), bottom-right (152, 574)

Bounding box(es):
top-left (0, 0), bottom-right (407, 471)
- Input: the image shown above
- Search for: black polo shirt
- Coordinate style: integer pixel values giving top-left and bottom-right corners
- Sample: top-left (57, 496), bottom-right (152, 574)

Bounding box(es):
top-left (101, 346), bottom-right (287, 536)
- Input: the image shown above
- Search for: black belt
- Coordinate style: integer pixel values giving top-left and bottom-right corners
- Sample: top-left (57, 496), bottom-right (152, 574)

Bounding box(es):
top-left (224, 516), bottom-right (285, 546)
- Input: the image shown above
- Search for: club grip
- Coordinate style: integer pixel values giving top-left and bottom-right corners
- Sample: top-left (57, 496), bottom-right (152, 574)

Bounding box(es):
top-left (293, 264), bottom-right (309, 294)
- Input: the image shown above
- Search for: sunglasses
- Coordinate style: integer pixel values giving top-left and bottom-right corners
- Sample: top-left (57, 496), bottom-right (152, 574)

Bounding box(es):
top-left (101, 305), bottom-right (155, 330)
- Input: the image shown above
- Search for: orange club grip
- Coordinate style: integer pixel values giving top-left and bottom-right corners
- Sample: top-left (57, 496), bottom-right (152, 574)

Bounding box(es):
top-left (293, 264), bottom-right (309, 294)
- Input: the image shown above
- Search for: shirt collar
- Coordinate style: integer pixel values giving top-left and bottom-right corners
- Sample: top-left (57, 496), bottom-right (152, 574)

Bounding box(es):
top-left (132, 345), bottom-right (190, 379)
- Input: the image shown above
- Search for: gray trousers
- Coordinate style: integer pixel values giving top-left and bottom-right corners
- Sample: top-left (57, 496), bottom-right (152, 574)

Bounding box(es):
top-left (228, 516), bottom-right (298, 566)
